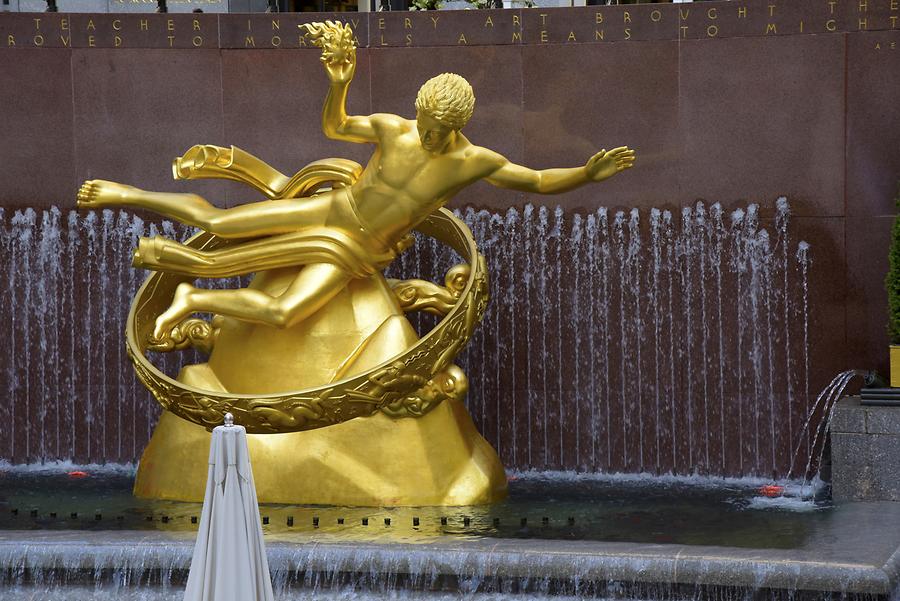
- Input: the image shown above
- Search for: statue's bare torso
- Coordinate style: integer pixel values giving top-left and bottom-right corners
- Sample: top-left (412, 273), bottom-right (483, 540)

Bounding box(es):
top-left (352, 114), bottom-right (501, 245)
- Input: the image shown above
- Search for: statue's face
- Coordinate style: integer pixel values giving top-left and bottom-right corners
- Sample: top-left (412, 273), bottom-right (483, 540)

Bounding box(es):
top-left (416, 111), bottom-right (455, 153)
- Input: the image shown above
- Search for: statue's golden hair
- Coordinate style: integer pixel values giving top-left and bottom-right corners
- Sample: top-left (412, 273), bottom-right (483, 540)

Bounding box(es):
top-left (414, 73), bottom-right (475, 131)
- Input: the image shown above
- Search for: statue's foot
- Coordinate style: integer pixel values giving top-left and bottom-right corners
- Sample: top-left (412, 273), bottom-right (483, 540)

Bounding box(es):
top-left (76, 179), bottom-right (132, 209)
top-left (147, 316), bottom-right (218, 353)
top-left (151, 282), bottom-right (196, 343)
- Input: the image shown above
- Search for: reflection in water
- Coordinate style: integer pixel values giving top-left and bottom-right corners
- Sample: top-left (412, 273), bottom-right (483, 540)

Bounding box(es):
top-left (0, 468), bottom-right (825, 548)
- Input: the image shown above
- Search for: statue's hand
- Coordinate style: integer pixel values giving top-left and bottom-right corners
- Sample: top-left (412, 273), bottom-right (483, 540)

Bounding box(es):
top-left (302, 21), bottom-right (357, 84)
top-left (322, 50), bottom-right (356, 85)
top-left (585, 146), bottom-right (636, 182)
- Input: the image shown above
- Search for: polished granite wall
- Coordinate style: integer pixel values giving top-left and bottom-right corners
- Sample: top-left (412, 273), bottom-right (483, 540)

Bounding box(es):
top-left (0, 0), bottom-right (898, 474)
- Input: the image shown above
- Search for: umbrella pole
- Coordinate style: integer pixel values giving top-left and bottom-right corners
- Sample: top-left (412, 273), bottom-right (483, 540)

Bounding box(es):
top-left (183, 414), bottom-right (275, 601)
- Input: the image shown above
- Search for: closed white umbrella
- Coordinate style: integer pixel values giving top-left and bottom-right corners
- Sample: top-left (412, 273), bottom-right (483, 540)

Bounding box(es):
top-left (184, 413), bottom-right (275, 601)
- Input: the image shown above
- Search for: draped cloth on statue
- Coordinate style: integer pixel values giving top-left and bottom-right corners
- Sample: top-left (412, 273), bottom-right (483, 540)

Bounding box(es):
top-left (133, 227), bottom-right (408, 280)
top-left (132, 186), bottom-right (413, 280)
top-left (183, 424), bottom-right (274, 601)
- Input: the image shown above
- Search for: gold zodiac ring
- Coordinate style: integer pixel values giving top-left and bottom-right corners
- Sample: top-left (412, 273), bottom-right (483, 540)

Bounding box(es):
top-left (125, 208), bottom-right (489, 434)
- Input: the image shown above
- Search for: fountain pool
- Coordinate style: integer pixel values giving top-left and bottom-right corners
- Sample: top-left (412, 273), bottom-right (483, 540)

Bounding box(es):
top-left (0, 469), bottom-right (830, 546)
top-left (1, 468), bottom-right (898, 600)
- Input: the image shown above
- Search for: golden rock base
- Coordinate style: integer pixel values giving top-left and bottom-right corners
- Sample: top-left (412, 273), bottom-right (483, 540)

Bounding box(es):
top-left (134, 401), bottom-right (508, 506)
top-left (133, 269), bottom-right (507, 506)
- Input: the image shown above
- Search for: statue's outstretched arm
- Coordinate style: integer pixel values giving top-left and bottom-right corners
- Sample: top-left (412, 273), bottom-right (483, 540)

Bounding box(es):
top-left (304, 21), bottom-right (377, 144)
top-left (485, 147), bottom-right (636, 195)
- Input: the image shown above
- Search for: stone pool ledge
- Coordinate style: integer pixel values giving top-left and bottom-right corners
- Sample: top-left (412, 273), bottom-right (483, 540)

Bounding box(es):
top-left (1, 500), bottom-right (898, 597)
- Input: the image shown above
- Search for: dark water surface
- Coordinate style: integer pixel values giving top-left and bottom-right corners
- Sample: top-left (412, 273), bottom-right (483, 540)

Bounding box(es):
top-left (0, 468), bottom-right (828, 549)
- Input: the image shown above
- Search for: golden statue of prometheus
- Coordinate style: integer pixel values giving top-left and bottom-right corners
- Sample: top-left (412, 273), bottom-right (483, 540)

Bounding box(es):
top-left (75, 21), bottom-right (635, 506)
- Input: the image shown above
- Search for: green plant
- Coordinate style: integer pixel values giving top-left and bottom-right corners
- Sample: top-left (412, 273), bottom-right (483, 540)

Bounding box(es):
top-left (887, 189), bottom-right (900, 344)
top-left (409, 0), bottom-right (442, 9)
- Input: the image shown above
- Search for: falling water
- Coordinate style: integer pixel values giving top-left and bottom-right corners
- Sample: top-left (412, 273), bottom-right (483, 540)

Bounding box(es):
top-left (0, 528), bottom-right (892, 600)
top-left (626, 209), bottom-right (643, 471)
top-left (0, 209), bottom-right (195, 464)
top-left (612, 211), bottom-right (628, 469)
top-left (663, 209), bottom-right (677, 472)
top-left (598, 208), bottom-right (612, 470)
top-left (787, 369), bottom-right (866, 483)
top-left (797, 241), bottom-right (812, 466)
top-left (649, 208), bottom-right (662, 472)
top-left (730, 207), bottom-right (746, 473)
top-left (775, 197), bottom-right (795, 466)
top-left (694, 203), bottom-right (710, 471)
top-left (448, 199), bottom-right (815, 477)
top-left (0, 200), bottom-right (820, 477)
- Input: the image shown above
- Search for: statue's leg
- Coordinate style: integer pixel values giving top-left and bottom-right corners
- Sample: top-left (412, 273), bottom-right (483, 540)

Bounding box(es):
top-left (153, 263), bottom-right (352, 339)
top-left (77, 179), bottom-right (331, 239)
